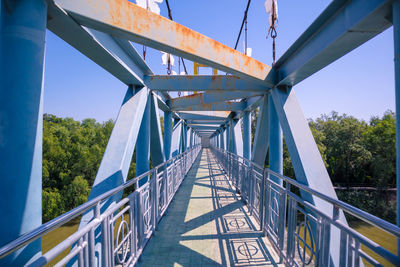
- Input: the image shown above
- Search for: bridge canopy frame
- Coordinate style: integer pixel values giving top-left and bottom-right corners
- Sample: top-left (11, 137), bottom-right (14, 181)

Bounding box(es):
top-left (0, 0), bottom-right (400, 266)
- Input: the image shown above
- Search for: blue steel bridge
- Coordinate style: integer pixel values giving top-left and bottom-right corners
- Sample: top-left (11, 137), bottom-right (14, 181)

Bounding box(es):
top-left (1, 0), bottom-right (400, 266)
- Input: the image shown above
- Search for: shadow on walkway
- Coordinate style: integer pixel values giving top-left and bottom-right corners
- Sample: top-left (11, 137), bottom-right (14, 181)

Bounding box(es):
top-left (137, 149), bottom-right (281, 267)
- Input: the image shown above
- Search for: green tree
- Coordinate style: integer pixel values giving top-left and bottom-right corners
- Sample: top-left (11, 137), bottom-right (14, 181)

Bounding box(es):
top-left (64, 176), bottom-right (90, 210)
top-left (363, 111), bottom-right (396, 188)
top-left (312, 112), bottom-right (371, 186)
top-left (42, 188), bottom-right (64, 222)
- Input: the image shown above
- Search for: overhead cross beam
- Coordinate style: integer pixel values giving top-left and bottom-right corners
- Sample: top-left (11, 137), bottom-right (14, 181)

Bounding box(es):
top-left (55, 0), bottom-right (272, 82)
top-left (272, 0), bottom-right (393, 86)
top-left (145, 75), bottom-right (271, 91)
top-left (170, 92), bottom-right (260, 110)
top-left (172, 101), bottom-right (244, 112)
top-left (47, 2), bottom-right (150, 88)
top-left (177, 112), bottom-right (228, 121)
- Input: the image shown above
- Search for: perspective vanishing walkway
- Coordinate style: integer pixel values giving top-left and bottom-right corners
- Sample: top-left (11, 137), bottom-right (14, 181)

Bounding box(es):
top-left (137, 149), bottom-right (283, 266)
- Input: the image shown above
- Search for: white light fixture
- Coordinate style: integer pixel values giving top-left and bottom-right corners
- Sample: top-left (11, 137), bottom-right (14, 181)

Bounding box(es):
top-left (264, 0), bottom-right (278, 27)
top-left (136, 0), bottom-right (163, 15)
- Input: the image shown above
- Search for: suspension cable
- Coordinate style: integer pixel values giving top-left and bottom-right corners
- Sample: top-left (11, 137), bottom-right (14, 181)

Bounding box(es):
top-left (234, 0), bottom-right (252, 51)
top-left (266, 0), bottom-right (278, 65)
top-left (165, 0), bottom-right (188, 74)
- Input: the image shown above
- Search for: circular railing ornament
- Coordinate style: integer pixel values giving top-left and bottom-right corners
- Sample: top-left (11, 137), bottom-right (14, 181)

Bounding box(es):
top-left (296, 220), bottom-right (315, 265)
top-left (115, 220), bottom-right (130, 264)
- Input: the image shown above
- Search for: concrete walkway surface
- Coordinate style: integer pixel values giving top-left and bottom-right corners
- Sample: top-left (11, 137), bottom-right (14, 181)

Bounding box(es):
top-left (137, 149), bottom-right (282, 267)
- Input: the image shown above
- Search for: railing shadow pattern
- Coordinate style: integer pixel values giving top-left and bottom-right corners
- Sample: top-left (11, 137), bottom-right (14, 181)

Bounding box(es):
top-left (136, 148), bottom-right (280, 266)
top-left (211, 146), bottom-right (400, 267)
top-left (0, 145), bottom-right (201, 266)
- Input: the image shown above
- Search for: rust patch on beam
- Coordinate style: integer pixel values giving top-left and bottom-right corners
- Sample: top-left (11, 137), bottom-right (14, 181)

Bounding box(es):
top-left (56, 0), bottom-right (272, 82)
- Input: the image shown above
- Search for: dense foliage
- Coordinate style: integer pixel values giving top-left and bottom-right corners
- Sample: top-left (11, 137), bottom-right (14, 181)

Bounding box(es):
top-left (43, 114), bottom-right (115, 221)
top-left (43, 111), bottom-right (396, 223)
top-left (252, 110), bottom-right (396, 222)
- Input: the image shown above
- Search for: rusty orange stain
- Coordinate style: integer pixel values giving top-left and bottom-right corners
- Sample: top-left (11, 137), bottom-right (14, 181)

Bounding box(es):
top-left (70, 0), bottom-right (272, 81)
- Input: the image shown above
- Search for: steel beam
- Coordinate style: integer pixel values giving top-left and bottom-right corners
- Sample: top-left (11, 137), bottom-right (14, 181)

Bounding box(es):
top-left (272, 0), bottom-right (393, 86)
top-left (187, 121), bottom-right (225, 125)
top-left (77, 87), bottom-right (148, 265)
top-left (243, 111), bottom-right (251, 160)
top-left (271, 86), bottom-right (347, 266)
top-left (47, 2), bottom-right (172, 103)
top-left (232, 119), bottom-right (243, 157)
top-left (172, 101), bottom-right (244, 112)
top-left (251, 95), bottom-right (270, 166)
top-left (145, 75), bottom-right (270, 91)
top-left (150, 93), bottom-right (165, 166)
top-left (0, 1), bottom-right (47, 264)
top-left (137, 93), bottom-right (151, 186)
top-left (171, 120), bottom-right (183, 157)
top-left (164, 100), bottom-right (172, 161)
top-left (190, 125), bottom-right (219, 130)
top-left (55, 0), bottom-right (272, 82)
top-left (393, 0), bottom-right (400, 255)
top-left (47, 2), bottom-right (149, 87)
top-left (220, 130), bottom-right (225, 149)
top-left (177, 112), bottom-right (227, 121)
top-left (170, 92), bottom-right (259, 110)
top-left (268, 93), bottom-right (283, 184)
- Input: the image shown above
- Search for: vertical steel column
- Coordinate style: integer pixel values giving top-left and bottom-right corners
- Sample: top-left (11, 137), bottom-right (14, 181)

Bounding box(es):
top-left (181, 123), bottom-right (187, 152)
top-left (394, 0), bottom-right (400, 255)
top-left (189, 128), bottom-right (193, 148)
top-left (137, 95), bottom-right (151, 186)
top-left (243, 111), bottom-right (251, 160)
top-left (0, 1), bottom-right (47, 265)
top-left (226, 123), bottom-right (231, 152)
top-left (221, 129), bottom-right (225, 149)
top-left (269, 93), bottom-right (283, 183)
top-left (164, 101), bottom-right (172, 160)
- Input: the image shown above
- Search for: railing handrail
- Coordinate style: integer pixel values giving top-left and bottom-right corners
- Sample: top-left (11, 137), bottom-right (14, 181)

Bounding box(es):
top-left (212, 146), bottom-right (400, 238)
top-left (0, 145), bottom-right (200, 259)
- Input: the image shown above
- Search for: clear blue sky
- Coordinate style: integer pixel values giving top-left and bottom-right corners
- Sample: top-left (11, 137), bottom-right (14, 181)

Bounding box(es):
top-left (43, 0), bottom-right (395, 123)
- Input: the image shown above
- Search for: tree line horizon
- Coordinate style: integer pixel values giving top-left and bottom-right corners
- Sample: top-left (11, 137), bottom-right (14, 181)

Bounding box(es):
top-left (42, 110), bottom-right (396, 223)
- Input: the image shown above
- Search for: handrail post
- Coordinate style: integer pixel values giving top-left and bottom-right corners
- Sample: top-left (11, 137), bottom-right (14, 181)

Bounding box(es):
top-left (286, 198), bottom-right (297, 265)
top-left (152, 168), bottom-right (159, 231)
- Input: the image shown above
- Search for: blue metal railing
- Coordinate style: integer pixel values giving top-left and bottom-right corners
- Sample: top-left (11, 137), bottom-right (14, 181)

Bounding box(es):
top-left (0, 145), bottom-right (201, 266)
top-left (211, 146), bottom-right (400, 267)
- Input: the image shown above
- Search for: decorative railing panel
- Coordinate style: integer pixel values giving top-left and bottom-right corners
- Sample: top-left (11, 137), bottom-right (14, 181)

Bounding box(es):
top-left (211, 146), bottom-right (400, 267)
top-left (0, 145), bottom-right (201, 267)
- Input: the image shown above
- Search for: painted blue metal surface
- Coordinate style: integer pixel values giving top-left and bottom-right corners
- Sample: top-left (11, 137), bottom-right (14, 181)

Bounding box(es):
top-left (177, 113), bottom-right (227, 121)
top-left (233, 119), bottom-right (243, 157)
top-left (271, 86), bottom-right (347, 266)
top-left (188, 121), bottom-right (224, 125)
top-left (172, 101), bottom-right (244, 111)
top-left (1, 0), bottom-right (398, 265)
top-left (190, 125), bottom-right (219, 130)
top-left (150, 93), bottom-right (165, 166)
top-left (243, 111), bottom-right (251, 160)
top-left (47, 2), bottom-right (150, 88)
top-left (226, 124), bottom-right (231, 153)
top-left (164, 100), bottom-right (173, 161)
top-left (212, 146), bottom-right (400, 267)
top-left (137, 93), bottom-right (151, 186)
top-left (272, 0), bottom-right (393, 87)
top-left (145, 75), bottom-right (270, 91)
top-left (75, 86), bottom-right (147, 265)
top-left (251, 95), bottom-right (270, 166)
top-left (171, 120), bottom-right (183, 157)
top-left (170, 92), bottom-right (260, 110)
top-left (393, 0), bottom-right (400, 255)
top-left (55, 0), bottom-right (272, 82)
top-left (0, 0), bottom-right (47, 265)
top-left (268, 93), bottom-right (283, 184)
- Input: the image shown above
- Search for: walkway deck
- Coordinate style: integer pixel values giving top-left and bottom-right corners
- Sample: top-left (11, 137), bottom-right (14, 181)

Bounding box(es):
top-left (138, 149), bottom-right (282, 267)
